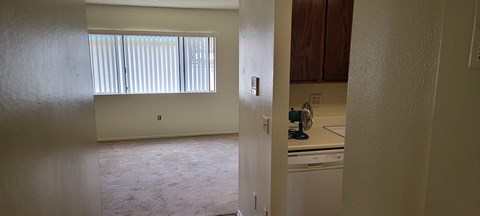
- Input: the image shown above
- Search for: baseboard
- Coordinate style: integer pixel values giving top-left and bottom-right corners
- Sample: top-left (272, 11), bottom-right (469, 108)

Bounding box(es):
top-left (97, 131), bottom-right (239, 142)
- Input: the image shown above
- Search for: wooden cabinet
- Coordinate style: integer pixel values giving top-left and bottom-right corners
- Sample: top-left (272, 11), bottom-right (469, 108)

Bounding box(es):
top-left (290, 0), bottom-right (327, 82)
top-left (290, 0), bottom-right (354, 83)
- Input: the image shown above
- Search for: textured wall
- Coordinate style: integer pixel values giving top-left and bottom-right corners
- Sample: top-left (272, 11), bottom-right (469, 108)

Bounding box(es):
top-left (343, 0), bottom-right (445, 215)
top-left (0, 0), bottom-right (102, 215)
top-left (86, 5), bottom-right (239, 141)
top-left (238, 0), bottom-right (290, 215)
top-left (424, 0), bottom-right (480, 215)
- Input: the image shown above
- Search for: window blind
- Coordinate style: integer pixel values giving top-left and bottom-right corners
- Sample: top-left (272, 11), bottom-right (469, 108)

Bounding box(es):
top-left (88, 34), bottom-right (125, 94)
top-left (88, 34), bottom-right (216, 95)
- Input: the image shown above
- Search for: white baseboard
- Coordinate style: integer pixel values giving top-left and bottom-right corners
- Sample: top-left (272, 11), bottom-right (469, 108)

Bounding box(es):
top-left (97, 131), bottom-right (239, 142)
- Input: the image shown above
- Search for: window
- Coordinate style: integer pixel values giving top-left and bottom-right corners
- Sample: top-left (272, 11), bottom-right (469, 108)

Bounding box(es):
top-left (88, 33), bottom-right (216, 95)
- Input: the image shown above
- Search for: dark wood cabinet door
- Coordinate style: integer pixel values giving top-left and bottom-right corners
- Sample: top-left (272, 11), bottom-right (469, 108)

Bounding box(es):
top-left (290, 0), bottom-right (327, 82)
top-left (324, 0), bottom-right (354, 81)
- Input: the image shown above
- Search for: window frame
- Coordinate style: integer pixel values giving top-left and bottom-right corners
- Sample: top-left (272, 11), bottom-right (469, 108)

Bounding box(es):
top-left (88, 29), bottom-right (217, 96)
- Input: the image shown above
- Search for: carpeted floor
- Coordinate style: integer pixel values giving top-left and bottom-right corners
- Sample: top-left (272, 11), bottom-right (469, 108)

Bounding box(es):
top-left (98, 134), bottom-right (239, 216)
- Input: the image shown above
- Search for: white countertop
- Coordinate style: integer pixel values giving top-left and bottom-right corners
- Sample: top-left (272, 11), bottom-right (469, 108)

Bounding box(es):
top-left (288, 116), bottom-right (346, 151)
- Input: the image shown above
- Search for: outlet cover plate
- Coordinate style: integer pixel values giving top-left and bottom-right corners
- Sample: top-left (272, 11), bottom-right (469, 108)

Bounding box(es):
top-left (309, 94), bottom-right (322, 107)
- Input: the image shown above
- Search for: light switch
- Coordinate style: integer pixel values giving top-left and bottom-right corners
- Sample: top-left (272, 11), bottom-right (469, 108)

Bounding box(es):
top-left (262, 116), bottom-right (269, 134)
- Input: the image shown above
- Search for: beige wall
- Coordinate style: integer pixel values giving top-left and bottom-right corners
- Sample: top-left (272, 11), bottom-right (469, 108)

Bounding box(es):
top-left (290, 83), bottom-right (348, 117)
top-left (238, 0), bottom-right (291, 215)
top-left (424, 0), bottom-right (480, 215)
top-left (86, 5), bottom-right (239, 141)
top-left (343, 0), bottom-right (445, 215)
top-left (0, 0), bottom-right (102, 215)
top-left (344, 0), bottom-right (480, 215)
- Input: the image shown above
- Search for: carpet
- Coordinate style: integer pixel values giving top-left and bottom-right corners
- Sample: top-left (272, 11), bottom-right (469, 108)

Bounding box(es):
top-left (98, 134), bottom-right (239, 216)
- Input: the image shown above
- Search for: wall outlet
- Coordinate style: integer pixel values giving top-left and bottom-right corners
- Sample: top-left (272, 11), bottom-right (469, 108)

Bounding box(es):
top-left (157, 115), bottom-right (162, 121)
top-left (309, 93), bottom-right (322, 106)
top-left (253, 192), bottom-right (257, 210)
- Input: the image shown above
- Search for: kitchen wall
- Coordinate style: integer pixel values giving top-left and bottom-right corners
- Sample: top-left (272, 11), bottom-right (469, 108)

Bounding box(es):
top-left (0, 0), bottom-right (102, 215)
top-left (289, 83), bottom-right (347, 117)
top-left (343, 0), bottom-right (444, 215)
top-left (86, 4), bottom-right (239, 141)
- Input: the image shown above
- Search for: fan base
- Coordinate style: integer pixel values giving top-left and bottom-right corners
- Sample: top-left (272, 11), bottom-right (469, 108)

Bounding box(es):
top-left (291, 131), bottom-right (309, 140)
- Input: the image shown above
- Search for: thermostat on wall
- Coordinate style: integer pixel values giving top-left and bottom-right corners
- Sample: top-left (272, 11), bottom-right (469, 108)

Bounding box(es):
top-left (251, 76), bottom-right (260, 96)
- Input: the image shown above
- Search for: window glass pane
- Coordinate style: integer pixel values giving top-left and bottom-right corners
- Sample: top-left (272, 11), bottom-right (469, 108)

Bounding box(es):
top-left (209, 37), bottom-right (216, 92)
top-left (184, 37), bottom-right (215, 93)
top-left (88, 34), bottom-right (216, 95)
top-left (124, 35), bottom-right (180, 94)
top-left (88, 34), bottom-right (124, 94)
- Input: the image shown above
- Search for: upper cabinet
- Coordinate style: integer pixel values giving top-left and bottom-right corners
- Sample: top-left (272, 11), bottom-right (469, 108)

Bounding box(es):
top-left (290, 0), bottom-right (354, 83)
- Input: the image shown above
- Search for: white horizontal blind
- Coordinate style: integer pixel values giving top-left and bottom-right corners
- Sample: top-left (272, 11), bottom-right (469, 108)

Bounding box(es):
top-left (88, 34), bottom-right (125, 94)
top-left (88, 34), bottom-right (216, 95)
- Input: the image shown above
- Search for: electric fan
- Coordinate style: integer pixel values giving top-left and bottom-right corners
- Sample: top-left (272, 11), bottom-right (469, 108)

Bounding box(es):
top-left (289, 102), bottom-right (314, 140)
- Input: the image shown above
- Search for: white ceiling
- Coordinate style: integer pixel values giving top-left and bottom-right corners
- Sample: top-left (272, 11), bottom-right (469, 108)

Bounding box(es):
top-left (85, 0), bottom-right (239, 10)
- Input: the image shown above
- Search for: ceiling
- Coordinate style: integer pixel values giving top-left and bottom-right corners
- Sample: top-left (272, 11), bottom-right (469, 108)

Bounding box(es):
top-left (85, 0), bottom-right (239, 10)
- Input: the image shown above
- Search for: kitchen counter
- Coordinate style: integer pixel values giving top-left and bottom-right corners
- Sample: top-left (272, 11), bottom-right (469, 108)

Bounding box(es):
top-left (288, 116), bottom-right (346, 151)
